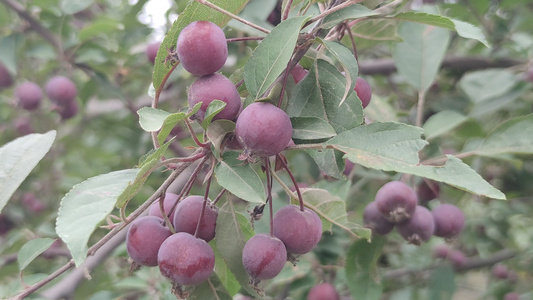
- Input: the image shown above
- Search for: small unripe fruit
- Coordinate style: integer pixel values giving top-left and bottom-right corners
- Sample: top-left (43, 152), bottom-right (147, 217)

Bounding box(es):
top-left (242, 234), bottom-right (287, 281)
top-left (396, 205), bottom-right (434, 245)
top-left (0, 63), bottom-right (13, 88)
top-left (158, 232), bottom-right (215, 285)
top-left (363, 201), bottom-right (394, 235)
top-left (188, 73), bottom-right (241, 121)
top-left (432, 204), bottom-right (465, 239)
top-left (354, 77), bottom-right (372, 108)
top-left (307, 282), bottom-right (340, 300)
top-left (146, 42), bottom-right (160, 64)
top-left (126, 216), bottom-right (172, 266)
top-left (176, 21), bottom-right (227, 76)
top-left (45, 76), bottom-right (77, 104)
top-left (15, 81), bottom-right (42, 110)
top-left (149, 192), bottom-right (180, 220)
top-left (375, 181), bottom-right (417, 223)
top-left (172, 195), bottom-right (218, 242)
top-left (273, 205), bottom-right (322, 254)
top-left (235, 102), bottom-right (292, 157)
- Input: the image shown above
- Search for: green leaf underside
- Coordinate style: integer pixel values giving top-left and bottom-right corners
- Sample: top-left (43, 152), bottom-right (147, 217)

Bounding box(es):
top-left (345, 236), bottom-right (386, 300)
top-left (214, 152), bottom-right (266, 203)
top-left (306, 149), bottom-right (345, 179)
top-left (18, 238), bottom-right (56, 271)
top-left (212, 243), bottom-right (240, 296)
top-left (459, 69), bottom-right (517, 103)
top-left (317, 39), bottom-right (359, 103)
top-left (153, 0), bottom-right (249, 90)
top-left (391, 12), bottom-right (489, 47)
top-left (291, 188), bottom-right (371, 240)
top-left (244, 16), bottom-right (309, 100)
top-left (423, 110), bottom-right (468, 140)
top-left (393, 21), bottom-right (450, 93)
top-left (0, 131), bottom-right (56, 214)
top-left (201, 100), bottom-right (227, 129)
top-left (291, 117), bottom-right (337, 140)
top-left (327, 122), bottom-right (505, 199)
top-left (56, 169), bottom-right (140, 266)
top-left (321, 4), bottom-right (378, 29)
top-left (287, 60), bottom-right (363, 133)
top-left (116, 140), bottom-right (172, 208)
top-left (215, 201), bottom-right (258, 297)
top-left (138, 107), bottom-right (175, 132)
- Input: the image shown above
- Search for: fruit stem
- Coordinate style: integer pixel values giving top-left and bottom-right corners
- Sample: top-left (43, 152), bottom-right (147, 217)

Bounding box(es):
top-left (276, 154), bottom-right (305, 211)
top-left (194, 0), bottom-right (270, 34)
top-left (184, 118), bottom-right (210, 148)
top-left (194, 164), bottom-right (213, 238)
top-left (158, 193), bottom-right (176, 233)
top-left (264, 157), bottom-right (274, 236)
top-left (345, 25), bottom-right (358, 62)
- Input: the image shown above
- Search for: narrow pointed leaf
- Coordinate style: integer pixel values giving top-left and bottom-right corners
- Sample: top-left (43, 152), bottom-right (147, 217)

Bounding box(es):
top-left (321, 4), bottom-right (378, 29)
top-left (201, 100), bottom-right (227, 129)
top-left (291, 117), bottom-right (337, 140)
top-left (423, 110), bottom-right (468, 140)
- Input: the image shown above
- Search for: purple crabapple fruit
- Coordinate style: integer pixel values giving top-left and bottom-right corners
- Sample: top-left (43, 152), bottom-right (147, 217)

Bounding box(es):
top-left (188, 73), bottom-right (241, 121)
top-left (57, 100), bottom-right (79, 120)
top-left (417, 180), bottom-right (440, 204)
top-left (148, 192), bottom-right (180, 220)
top-left (343, 159), bottom-right (354, 176)
top-left (146, 42), bottom-right (160, 64)
top-left (176, 21), bottom-right (227, 76)
top-left (158, 232), bottom-right (215, 286)
top-left (433, 244), bottom-right (450, 259)
top-left (0, 63), bottom-right (13, 88)
top-left (492, 264), bottom-right (511, 279)
top-left (15, 81), bottom-right (43, 110)
top-left (126, 216), bottom-right (172, 266)
top-left (363, 201), bottom-right (394, 235)
top-left (396, 205), bottom-right (434, 245)
top-left (235, 102), bottom-right (292, 157)
top-left (448, 250), bottom-right (467, 268)
top-left (172, 195), bottom-right (218, 242)
top-left (45, 76), bottom-right (77, 104)
top-left (291, 64), bottom-right (308, 84)
top-left (273, 205), bottom-right (322, 254)
top-left (13, 117), bottom-right (33, 136)
top-left (375, 181), bottom-right (417, 223)
top-left (242, 233), bottom-right (287, 282)
top-left (432, 204), bottom-right (465, 239)
top-left (307, 282), bottom-right (340, 300)
top-left (354, 77), bottom-right (372, 108)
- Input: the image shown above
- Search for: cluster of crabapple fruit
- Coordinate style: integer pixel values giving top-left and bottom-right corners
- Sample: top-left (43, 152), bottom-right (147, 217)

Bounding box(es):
top-left (363, 181), bottom-right (465, 245)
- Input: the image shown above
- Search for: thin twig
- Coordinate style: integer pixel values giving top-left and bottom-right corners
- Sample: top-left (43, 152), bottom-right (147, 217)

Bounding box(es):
top-left (276, 154), bottom-right (304, 211)
top-left (194, 161), bottom-right (214, 238)
top-left (415, 90), bottom-right (426, 127)
top-left (227, 37), bottom-right (264, 42)
top-left (282, 0), bottom-right (294, 21)
top-left (194, 0), bottom-right (270, 34)
top-left (303, 0), bottom-right (363, 29)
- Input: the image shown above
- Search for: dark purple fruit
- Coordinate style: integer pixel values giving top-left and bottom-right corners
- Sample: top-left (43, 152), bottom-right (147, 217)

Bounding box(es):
top-left (291, 64), bottom-right (308, 84)
top-left (176, 21), bottom-right (227, 76)
top-left (375, 181), bottom-right (417, 223)
top-left (188, 73), bottom-right (241, 121)
top-left (126, 216), bottom-right (172, 266)
top-left (417, 180), bottom-right (440, 204)
top-left (149, 192), bottom-right (180, 220)
top-left (242, 233), bottom-right (287, 281)
top-left (354, 77), bottom-right (372, 108)
top-left (448, 250), bottom-right (466, 268)
top-left (432, 244), bottom-right (450, 259)
top-left (363, 201), bottom-right (394, 235)
top-left (343, 159), bottom-right (354, 176)
top-left (172, 195), bottom-right (218, 242)
top-left (15, 81), bottom-right (43, 110)
top-left (307, 282), bottom-right (340, 300)
top-left (492, 264), bottom-right (510, 279)
top-left (45, 76), bottom-right (77, 104)
top-left (158, 232), bottom-right (215, 285)
top-left (0, 63), bottom-right (13, 88)
top-left (57, 100), bottom-right (79, 120)
top-left (146, 42), bottom-right (160, 64)
top-left (273, 205), bottom-right (322, 254)
top-left (235, 102), bottom-right (292, 157)
top-left (0, 214), bottom-right (14, 236)
top-left (396, 206), bottom-right (434, 245)
top-left (432, 204), bottom-right (465, 239)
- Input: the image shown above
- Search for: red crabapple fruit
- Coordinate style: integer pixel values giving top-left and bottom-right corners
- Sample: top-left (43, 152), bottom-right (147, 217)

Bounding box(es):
top-left (158, 232), bottom-right (215, 285)
top-left (396, 205), bottom-right (434, 245)
top-left (146, 42), bottom-right (160, 64)
top-left (273, 205), bottom-right (322, 254)
top-left (432, 204), bottom-right (465, 239)
top-left (126, 216), bottom-right (172, 266)
top-left (188, 73), bottom-right (241, 121)
top-left (354, 77), bottom-right (372, 108)
top-left (172, 195), bottom-right (218, 242)
top-left (363, 201), bottom-right (394, 235)
top-left (375, 181), bottom-right (417, 223)
top-left (307, 282), bottom-right (340, 300)
top-left (242, 233), bottom-right (287, 282)
top-left (176, 21), bottom-right (227, 76)
top-left (235, 102), bottom-right (292, 157)
top-left (45, 76), bottom-right (77, 104)
top-left (15, 81), bottom-right (42, 110)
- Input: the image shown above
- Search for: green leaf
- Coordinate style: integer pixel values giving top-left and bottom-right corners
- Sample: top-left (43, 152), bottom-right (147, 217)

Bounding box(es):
top-left (345, 236), bottom-right (385, 300)
top-left (430, 266), bottom-right (456, 300)
top-left (60, 0), bottom-right (93, 14)
top-left (18, 238), bottom-right (56, 271)
top-left (214, 152), bottom-right (266, 203)
top-left (291, 117), bottom-right (337, 140)
top-left (56, 169), bottom-right (140, 266)
top-left (291, 188), bottom-right (371, 239)
top-left (0, 34), bottom-right (22, 74)
top-left (201, 100), bottom-right (227, 129)
top-left (138, 107), bottom-right (175, 132)
top-left (158, 103), bottom-right (202, 145)
top-left (287, 60), bottom-right (363, 133)
top-left (392, 21), bottom-right (450, 92)
top-left (347, 19), bottom-right (401, 49)
top-left (0, 131), bottom-right (56, 214)
top-left (244, 16), bottom-right (308, 100)
top-left (316, 39), bottom-right (359, 103)
top-left (423, 110), bottom-right (468, 140)
top-left (79, 17), bottom-right (124, 41)
top-left (306, 149), bottom-right (345, 180)
top-left (327, 122), bottom-right (505, 199)
top-left (212, 241), bottom-right (240, 296)
top-left (321, 4), bottom-right (378, 29)
top-left (116, 141), bottom-right (172, 208)
top-left (469, 84), bottom-right (528, 118)
top-left (471, 114), bottom-right (533, 157)
top-left (153, 0), bottom-right (249, 90)
top-left (187, 274), bottom-right (233, 300)
top-left (392, 12), bottom-right (489, 47)
top-left (206, 120), bottom-right (236, 159)
top-left (459, 69), bottom-right (517, 103)
top-left (215, 201), bottom-right (258, 297)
